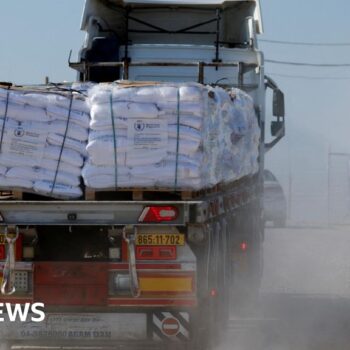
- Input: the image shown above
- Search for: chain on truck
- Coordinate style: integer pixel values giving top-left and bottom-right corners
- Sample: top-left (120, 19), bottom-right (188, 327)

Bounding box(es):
top-left (0, 0), bottom-right (285, 349)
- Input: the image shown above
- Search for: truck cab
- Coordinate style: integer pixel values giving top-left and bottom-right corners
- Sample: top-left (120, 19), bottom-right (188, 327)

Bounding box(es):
top-left (71, 0), bottom-right (284, 149)
top-left (74, 0), bottom-right (263, 89)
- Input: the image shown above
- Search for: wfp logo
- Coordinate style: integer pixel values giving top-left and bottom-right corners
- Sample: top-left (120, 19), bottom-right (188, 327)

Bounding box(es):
top-left (0, 303), bottom-right (45, 322)
top-left (134, 121), bottom-right (145, 132)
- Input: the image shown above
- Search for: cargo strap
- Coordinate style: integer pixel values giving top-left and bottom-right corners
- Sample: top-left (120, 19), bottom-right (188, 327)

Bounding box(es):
top-left (51, 92), bottom-right (73, 195)
top-left (123, 226), bottom-right (140, 298)
top-left (0, 87), bottom-right (10, 154)
top-left (1, 226), bottom-right (19, 296)
top-left (174, 89), bottom-right (181, 190)
top-left (48, 82), bottom-right (87, 97)
top-left (110, 92), bottom-right (118, 189)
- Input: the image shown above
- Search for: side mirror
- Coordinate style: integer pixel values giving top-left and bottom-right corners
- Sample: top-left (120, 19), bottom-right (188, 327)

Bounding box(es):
top-left (264, 76), bottom-right (285, 152)
top-left (273, 89), bottom-right (285, 117)
top-left (271, 120), bottom-right (285, 137)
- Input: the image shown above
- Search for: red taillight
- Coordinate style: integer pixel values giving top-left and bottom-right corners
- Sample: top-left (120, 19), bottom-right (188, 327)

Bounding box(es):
top-left (210, 288), bottom-right (218, 297)
top-left (240, 241), bottom-right (248, 252)
top-left (139, 206), bottom-right (178, 223)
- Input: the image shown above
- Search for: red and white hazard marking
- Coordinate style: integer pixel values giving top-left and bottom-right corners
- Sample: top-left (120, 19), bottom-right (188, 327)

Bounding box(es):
top-left (152, 312), bottom-right (190, 340)
top-left (162, 317), bottom-right (180, 336)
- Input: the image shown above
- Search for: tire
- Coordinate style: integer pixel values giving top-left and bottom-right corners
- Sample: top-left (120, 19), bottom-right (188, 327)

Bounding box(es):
top-left (190, 300), bottom-right (218, 350)
top-left (230, 206), bottom-right (264, 314)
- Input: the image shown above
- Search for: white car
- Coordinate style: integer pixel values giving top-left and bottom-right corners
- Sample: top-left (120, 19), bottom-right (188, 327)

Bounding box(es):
top-left (264, 170), bottom-right (287, 227)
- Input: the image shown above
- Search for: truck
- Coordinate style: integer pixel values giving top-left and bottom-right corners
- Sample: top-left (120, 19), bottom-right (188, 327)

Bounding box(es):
top-left (0, 0), bottom-right (285, 349)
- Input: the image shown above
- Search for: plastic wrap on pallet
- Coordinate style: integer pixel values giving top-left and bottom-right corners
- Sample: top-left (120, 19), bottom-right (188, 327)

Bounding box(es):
top-left (83, 82), bottom-right (260, 190)
top-left (0, 86), bottom-right (90, 198)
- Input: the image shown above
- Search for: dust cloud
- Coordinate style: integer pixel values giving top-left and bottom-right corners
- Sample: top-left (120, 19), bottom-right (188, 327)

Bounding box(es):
top-left (219, 69), bottom-right (350, 347)
top-left (215, 225), bottom-right (350, 350)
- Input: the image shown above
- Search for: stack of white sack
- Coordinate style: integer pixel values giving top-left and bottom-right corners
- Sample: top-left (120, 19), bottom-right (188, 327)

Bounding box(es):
top-left (83, 82), bottom-right (260, 190)
top-left (0, 86), bottom-right (90, 198)
top-left (212, 87), bottom-right (260, 182)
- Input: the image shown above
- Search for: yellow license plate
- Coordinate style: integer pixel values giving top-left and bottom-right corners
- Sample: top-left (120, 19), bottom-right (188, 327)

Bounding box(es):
top-left (136, 233), bottom-right (185, 246)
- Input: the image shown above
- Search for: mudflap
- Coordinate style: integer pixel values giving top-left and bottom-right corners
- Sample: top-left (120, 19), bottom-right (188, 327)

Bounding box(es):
top-left (150, 311), bottom-right (191, 343)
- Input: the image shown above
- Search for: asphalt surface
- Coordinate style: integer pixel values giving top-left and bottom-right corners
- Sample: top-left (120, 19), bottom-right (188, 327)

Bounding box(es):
top-left (218, 225), bottom-right (350, 350)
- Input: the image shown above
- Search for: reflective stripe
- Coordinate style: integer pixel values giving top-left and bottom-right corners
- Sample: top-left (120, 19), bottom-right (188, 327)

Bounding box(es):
top-left (140, 276), bottom-right (193, 293)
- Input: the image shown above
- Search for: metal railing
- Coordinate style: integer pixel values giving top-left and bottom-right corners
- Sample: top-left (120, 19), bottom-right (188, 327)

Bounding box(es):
top-left (69, 59), bottom-right (258, 86)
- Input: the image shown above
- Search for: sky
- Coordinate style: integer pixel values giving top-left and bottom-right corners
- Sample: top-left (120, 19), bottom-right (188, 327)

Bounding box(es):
top-left (260, 0), bottom-right (350, 223)
top-left (0, 1), bottom-right (85, 84)
top-left (1, 0), bottom-right (350, 223)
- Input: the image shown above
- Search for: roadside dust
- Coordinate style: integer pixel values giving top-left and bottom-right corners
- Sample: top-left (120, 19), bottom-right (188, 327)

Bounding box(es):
top-left (216, 226), bottom-right (350, 350)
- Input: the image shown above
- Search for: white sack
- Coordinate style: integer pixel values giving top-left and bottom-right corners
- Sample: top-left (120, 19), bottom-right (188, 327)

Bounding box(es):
top-left (47, 134), bottom-right (88, 156)
top-left (6, 167), bottom-right (80, 187)
top-left (86, 137), bottom-right (199, 167)
top-left (44, 145), bottom-right (84, 167)
top-left (0, 100), bottom-right (49, 122)
top-left (90, 113), bottom-right (203, 131)
top-left (46, 105), bottom-right (90, 128)
top-left (50, 120), bottom-right (89, 142)
top-left (89, 83), bottom-right (203, 104)
top-left (0, 152), bottom-right (82, 177)
top-left (0, 175), bottom-right (33, 189)
top-left (34, 181), bottom-right (82, 198)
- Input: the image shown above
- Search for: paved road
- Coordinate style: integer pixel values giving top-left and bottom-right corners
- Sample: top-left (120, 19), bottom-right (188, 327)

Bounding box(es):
top-left (218, 226), bottom-right (350, 350)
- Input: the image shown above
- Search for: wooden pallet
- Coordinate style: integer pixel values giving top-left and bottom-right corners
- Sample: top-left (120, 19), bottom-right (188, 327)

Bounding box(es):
top-left (82, 181), bottom-right (236, 201)
top-left (0, 189), bottom-right (29, 200)
top-left (0, 189), bottom-right (65, 201)
top-left (0, 175), bottom-right (258, 202)
top-left (83, 176), bottom-right (255, 201)
top-left (84, 187), bottom-right (194, 201)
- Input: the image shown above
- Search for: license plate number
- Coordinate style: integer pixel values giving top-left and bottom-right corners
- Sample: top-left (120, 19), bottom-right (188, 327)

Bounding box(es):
top-left (136, 234), bottom-right (185, 246)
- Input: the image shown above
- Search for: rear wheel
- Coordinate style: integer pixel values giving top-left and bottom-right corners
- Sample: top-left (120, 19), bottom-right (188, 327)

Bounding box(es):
top-left (190, 203), bottom-right (263, 348)
top-left (189, 299), bottom-right (218, 350)
top-left (230, 205), bottom-right (264, 314)
top-left (189, 219), bottom-right (232, 350)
